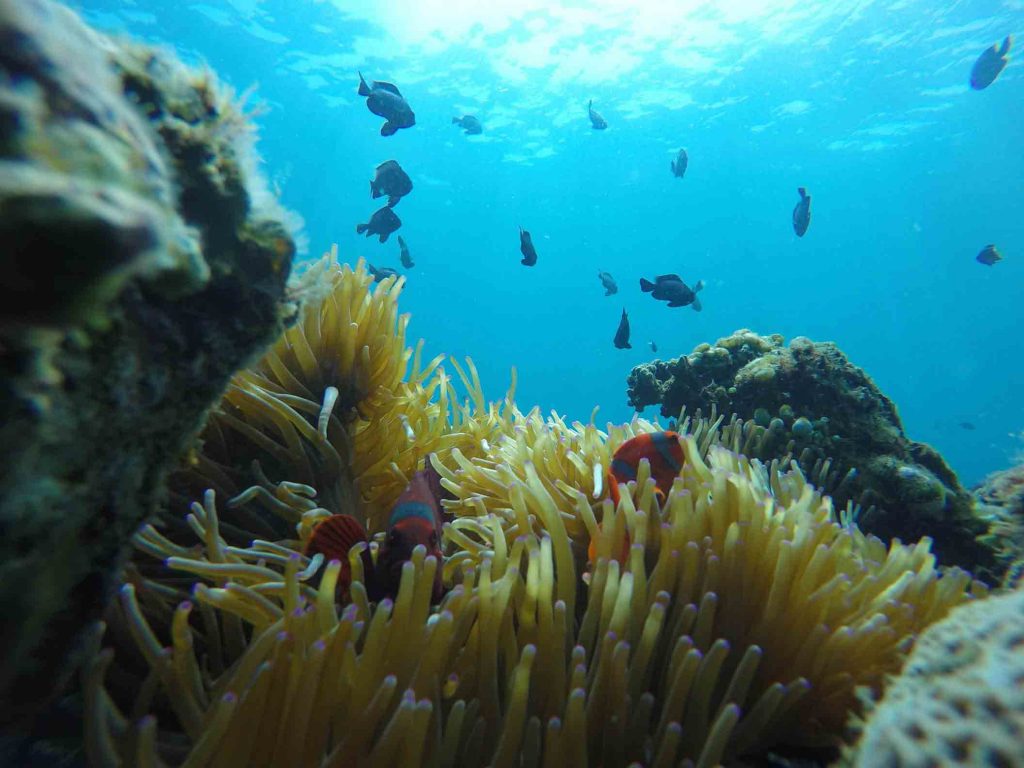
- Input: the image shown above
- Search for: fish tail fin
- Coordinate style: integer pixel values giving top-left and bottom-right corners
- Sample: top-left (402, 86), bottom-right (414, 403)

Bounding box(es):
top-left (381, 122), bottom-right (398, 137)
top-left (357, 72), bottom-right (371, 97)
top-left (1001, 34), bottom-right (1013, 55)
top-left (305, 514), bottom-right (369, 563)
top-left (694, 279), bottom-right (704, 293)
top-left (639, 278), bottom-right (655, 292)
top-left (691, 297), bottom-right (702, 312)
top-left (356, 223), bottom-right (368, 234)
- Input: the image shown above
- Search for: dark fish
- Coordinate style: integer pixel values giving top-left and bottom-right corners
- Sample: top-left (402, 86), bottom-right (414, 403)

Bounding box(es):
top-left (639, 274), bottom-right (704, 310)
top-left (976, 244), bottom-right (1003, 266)
top-left (959, 421), bottom-right (977, 431)
top-left (588, 100), bottom-right (608, 130)
top-left (792, 187), bottom-right (811, 237)
top-left (452, 115), bottom-right (483, 135)
top-left (649, 340), bottom-right (657, 352)
top-left (613, 308), bottom-right (631, 349)
top-left (671, 149), bottom-right (688, 178)
top-left (598, 271), bottom-right (618, 296)
top-left (519, 227), bottom-right (537, 266)
top-left (368, 264), bottom-right (399, 282)
top-left (357, 72), bottom-right (416, 136)
top-left (398, 236), bottom-right (414, 269)
top-left (357, 206), bottom-right (402, 243)
top-left (970, 35), bottom-right (1012, 90)
top-left (370, 160), bottom-right (413, 207)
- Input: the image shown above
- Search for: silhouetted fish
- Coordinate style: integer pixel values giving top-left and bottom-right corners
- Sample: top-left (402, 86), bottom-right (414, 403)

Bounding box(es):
top-left (398, 236), bottom-right (414, 269)
top-left (649, 340), bottom-right (657, 352)
top-left (357, 206), bottom-right (401, 243)
top-left (368, 264), bottom-right (399, 282)
top-left (519, 227), bottom-right (538, 266)
top-left (976, 244), bottom-right (1003, 266)
top-left (452, 115), bottom-right (483, 135)
top-left (640, 275), bottom-right (704, 310)
top-left (613, 308), bottom-right (631, 349)
top-left (970, 35), bottom-right (1012, 90)
top-left (792, 187), bottom-right (811, 237)
top-left (671, 149), bottom-right (688, 178)
top-left (598, 271), bottom-right (618, 296)
top-left (358, 72), bottom-right (416, 136)
top-left (370, 160), bottom-right (413, 207)
top-left (588, 100), bottom-right (608, 130)
top-left (959, 421), bottom-right (977, 431)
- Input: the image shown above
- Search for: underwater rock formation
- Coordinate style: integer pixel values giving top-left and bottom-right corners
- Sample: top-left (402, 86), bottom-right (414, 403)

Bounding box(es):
top-left (0, 0), bottom-right (294, 723)
top-left (847, 582), bottom-right (1024, 767)
top-left (973, 463), bottom-right (1024, 586)
top-left (626, 330), bottom-right (996, 576)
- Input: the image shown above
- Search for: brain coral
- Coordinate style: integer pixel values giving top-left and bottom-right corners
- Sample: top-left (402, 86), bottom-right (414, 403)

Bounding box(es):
top-left (85, 260), bottom-right (987, 767)
top-left (849, 584), bottom-right (1024, 767)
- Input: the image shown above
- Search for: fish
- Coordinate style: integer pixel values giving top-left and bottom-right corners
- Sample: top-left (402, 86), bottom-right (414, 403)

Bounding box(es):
top-left (357, 206), bottom-right (402, 243)
top-left (639, 274), bottom-right (704, 310)
top-left (452, 115), bottom-right (483, 135)
top-left (519, 227), bottom-right (538, 266)
top-left (970, 35), bottom-right (1012, 90)
top-left (649, 340), bottom-right (657, 353)
top-left (671, 148), bottom-right (688, 178)
top-left (398, 236), bottom-right (414, 269)
top-left (598, 271), bottom-right (618, 296)
top-left (959, 421), bottom-right (977, 431)
top-left (588, 431), bottom-right (685, 563)
top-left (792, 187), bottom-right (811, 237)
top-left (368, 264), bottom-right (399, 282)
top-left (370, 160), bottom-right (413, 207)
top-left (977, 244), bottom-right (1003, 266)
top-left (613, 308), bottom-right (631, 349)
top-left (588, 100), bottom-right (608, 130)
top-left (357, 72), bottom-right (416, 136)
top-left (303, 458), bottom-right (449, 604)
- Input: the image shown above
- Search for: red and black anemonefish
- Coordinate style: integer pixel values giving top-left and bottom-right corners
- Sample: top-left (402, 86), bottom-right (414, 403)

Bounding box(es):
top-left (304, 458), bottom-right (449, 604)
top-left (589, 431), bottom-right (685, 562)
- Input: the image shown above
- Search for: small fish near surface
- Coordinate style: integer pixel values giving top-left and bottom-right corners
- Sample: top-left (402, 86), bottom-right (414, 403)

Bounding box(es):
top-left (304, 458), bottom-right (449, 603)
top-left (613, 308), bottom-right (631, 349)
top-left (398, 235), bottom-right (414, 269)
top-left (357, 206), bottom-right (402, 243)
top-left (976, 244), bottom-right (1003, 266)
top-left (368, 264), bottom-right (399, 283)
top-left (589, 431), bottom-right (685, 563)
top-left (671, 148), bottom-right (688, 178)
top-left (970, 35), bottom-right (1013, 90)
top-left (598, 271), bottom-right (618, 296)
top-left (519, 227), bottom-right (538, 266)
top-left (587, 100), bottom-right (608, 130)
top-left (452, 115), bottom-right (483, 135)
top-left (640, 274), bottom-right (704, 310)
top-left (792, 187), bottom-right (811, 237)
top-left (357, 72), bottom-right (416, 136)
top-left (370, 160), bottom-right (413, 207)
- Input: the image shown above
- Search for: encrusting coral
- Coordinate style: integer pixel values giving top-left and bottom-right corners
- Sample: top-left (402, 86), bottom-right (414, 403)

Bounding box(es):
top-left (84, 255), bottom-right (989, 768)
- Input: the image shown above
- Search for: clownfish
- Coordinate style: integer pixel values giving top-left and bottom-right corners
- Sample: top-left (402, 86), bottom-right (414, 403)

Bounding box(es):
top-left (304, 458), bottom-right (449, 603)
top-left (589, 431), bottom-right (685, 563)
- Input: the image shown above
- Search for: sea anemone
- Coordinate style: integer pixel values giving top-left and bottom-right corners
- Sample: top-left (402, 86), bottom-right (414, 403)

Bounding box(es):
top-left (90, 254), bottom-right (986, 766)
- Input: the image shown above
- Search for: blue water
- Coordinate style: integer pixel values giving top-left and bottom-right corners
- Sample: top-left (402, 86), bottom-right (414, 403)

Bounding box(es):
top-left (74, 0), bottom-right (1023, 487)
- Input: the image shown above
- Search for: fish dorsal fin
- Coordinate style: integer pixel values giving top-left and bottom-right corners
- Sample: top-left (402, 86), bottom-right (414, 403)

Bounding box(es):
top-left (657, 274), bottom-right (683, 283)
top-left (375, 81), bottom-right (402, 96)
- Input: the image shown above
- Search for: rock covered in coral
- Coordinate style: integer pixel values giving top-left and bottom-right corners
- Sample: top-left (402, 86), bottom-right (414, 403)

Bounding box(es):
top-left (848, 584), bottom-right (1024, 767)
top-left (626, 330), bottom-right (995, 576)
top-left (973, 463), bottom-right (1024, 585)
top-left (0, 0), bottom-right (295, 724)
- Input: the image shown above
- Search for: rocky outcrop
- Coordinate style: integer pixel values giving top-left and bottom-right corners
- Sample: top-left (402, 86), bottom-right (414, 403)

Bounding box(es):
top-left (0, 0), bottom-right (295, 723)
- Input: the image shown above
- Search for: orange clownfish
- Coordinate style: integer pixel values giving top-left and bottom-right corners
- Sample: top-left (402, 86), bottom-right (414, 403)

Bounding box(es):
top-left (589, 431), bottom-right (685, 562)
top-left (305, 458), bottom-right (449, 603)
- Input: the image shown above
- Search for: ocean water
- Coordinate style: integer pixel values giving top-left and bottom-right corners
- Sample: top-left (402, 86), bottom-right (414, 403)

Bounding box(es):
top-left (74, 0), bottom-right (1023, 487)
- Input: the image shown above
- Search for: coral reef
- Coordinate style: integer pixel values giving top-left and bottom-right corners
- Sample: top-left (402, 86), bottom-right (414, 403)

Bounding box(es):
top-left (973, 463), bottom-right (1024, 586)
top-left (84, 263), bottom-right (986, 767)
top-left (0, 0), bottom-right (294, 723)
top-left (846, 583), bottom-right (1024, 767)
top-left (626, 330), bottom-right (995, 576)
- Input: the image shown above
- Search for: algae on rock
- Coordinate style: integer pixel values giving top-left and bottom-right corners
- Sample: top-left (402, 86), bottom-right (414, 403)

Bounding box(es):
top-left (0, 0), bottom-right (295, 723)
top-left (626, 329), bottom-right (996, 576)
